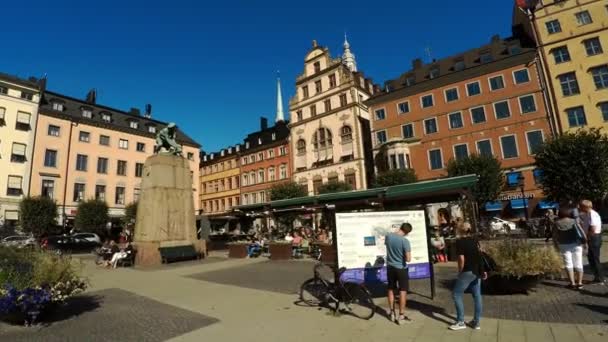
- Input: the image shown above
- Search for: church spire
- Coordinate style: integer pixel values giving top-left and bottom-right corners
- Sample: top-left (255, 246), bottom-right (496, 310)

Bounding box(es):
top-left (276, 71), bottom-right (285, 122)
top-left (342, 33), bottom-right (357, 72)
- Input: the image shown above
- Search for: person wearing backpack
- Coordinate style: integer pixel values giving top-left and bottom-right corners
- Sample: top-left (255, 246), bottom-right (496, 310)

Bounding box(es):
top-left (552, 207), bottom-right (586, 289)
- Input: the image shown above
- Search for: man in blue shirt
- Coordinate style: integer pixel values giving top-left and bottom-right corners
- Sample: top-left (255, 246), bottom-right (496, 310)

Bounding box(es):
top-left (385, 222), bottom-right (412, 325)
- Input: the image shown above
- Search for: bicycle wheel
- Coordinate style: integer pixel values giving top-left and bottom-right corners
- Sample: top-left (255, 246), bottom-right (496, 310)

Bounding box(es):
top-left (342, 282), bottom-right (375, 320)
top-left (300, 277), bottom-right (330, 306)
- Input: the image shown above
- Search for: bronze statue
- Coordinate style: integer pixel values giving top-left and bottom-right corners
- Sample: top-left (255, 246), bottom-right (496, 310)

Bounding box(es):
top-left (154, 122), bottom-right (183, 156)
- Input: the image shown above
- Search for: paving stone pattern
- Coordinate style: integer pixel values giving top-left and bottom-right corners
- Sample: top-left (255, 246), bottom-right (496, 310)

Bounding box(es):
top-left (0, 288), bottom-right (219, 342)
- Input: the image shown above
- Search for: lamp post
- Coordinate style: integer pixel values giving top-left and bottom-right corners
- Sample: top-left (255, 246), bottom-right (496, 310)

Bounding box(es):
top-left (517, 174), bottom-right (529, 220)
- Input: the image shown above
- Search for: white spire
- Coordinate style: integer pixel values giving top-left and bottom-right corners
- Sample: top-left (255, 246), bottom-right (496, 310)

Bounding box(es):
top-left (276, 71), bottom-right (285, 122)
top-left (342, 33), bottom-right (357, 72)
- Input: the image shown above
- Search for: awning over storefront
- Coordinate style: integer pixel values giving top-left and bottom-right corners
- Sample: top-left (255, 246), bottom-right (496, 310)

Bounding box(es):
top-left (538, 200), bottom-right (558, 209)
top-left (510, 199), bottom-right (528, 209)
top-left (484, 201), bottom-right (503, 211)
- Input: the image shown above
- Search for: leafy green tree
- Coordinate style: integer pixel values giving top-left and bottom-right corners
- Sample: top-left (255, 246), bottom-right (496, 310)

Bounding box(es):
top-left (74, 199), bottom-right (109, 236)
top-left (535, 128), bottom-right (608, 203)
top-left (373, 169), bottom-right (417, 187)
top-left (19, 196), bottom-right (58, 237)
top-left (317, 181), bottom-right (352, 194)
top-left (122, 201), bottom-right (138, 226)
top-left (269, 181), bottom-right (307, 201)
top-left (447, 154), bottom-right (504, 206)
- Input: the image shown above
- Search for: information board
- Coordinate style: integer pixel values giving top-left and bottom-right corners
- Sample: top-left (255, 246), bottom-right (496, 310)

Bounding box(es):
top-left (335, 211), bottom-right (430, 281)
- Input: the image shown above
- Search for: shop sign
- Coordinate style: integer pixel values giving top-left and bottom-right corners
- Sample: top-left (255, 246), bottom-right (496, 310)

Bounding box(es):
top-left (498, 193), bottom-right (534, 201)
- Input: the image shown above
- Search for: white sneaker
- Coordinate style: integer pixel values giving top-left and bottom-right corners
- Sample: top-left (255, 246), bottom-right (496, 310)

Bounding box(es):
top-left (397, 315), bottom-right (412, 325)
top-left (389, 311), bottom-right (396, 323)
top-left (449, 322), bottom-right (467, 330)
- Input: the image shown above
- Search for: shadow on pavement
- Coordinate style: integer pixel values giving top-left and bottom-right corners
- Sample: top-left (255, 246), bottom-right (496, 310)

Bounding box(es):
top-left (42, 295), bottom-right (103, 325)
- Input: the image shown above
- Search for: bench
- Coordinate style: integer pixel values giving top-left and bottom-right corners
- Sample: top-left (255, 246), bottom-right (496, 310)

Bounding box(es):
top-left (158, 245), bottom-right (200, 264)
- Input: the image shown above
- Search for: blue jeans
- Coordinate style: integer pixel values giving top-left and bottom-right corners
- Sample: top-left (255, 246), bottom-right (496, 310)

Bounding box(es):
top-left (247, 244), bottom-right (260, 257)
top-left (452, 271), bottom-right (482, 323)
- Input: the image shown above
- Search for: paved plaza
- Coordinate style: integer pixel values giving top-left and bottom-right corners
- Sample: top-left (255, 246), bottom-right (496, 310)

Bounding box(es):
top-left (0, 252), bottom-right (606, 342)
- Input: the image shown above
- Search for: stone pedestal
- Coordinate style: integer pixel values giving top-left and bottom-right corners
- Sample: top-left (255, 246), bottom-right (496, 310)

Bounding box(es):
top-left (133, 154), bottom-right (200, 266)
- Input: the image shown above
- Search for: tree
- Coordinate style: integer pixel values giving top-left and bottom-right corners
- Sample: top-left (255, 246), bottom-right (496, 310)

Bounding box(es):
top-left (122, 201), bottom-right (138, 226)
top-left (373, 169), bottom-right (417, 187)
top-left (317, 181), bottom-right (352, 194)
top-left (447, 154), bottom-right (504, 206)
top-left (269, 181), bottom-right (307, 201)
top-left (19, 196), bottom-right (58, 237)
top-left (535, 128), bottom-right (608, 203)
top-left (74, 199), bottom-right (109, 235)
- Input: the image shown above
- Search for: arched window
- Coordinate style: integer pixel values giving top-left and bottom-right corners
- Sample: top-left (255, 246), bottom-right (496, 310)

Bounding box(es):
top-left (250, 171), bottom-right (256, 184)
top-left (312, 128), bottom-right (333, 150)
top-left (297, 139), bottom-right (306, 154)
top-left (341, 125), bottom-right (353, 143)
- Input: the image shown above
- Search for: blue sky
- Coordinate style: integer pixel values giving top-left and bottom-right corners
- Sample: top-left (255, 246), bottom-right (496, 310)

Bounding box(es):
top-left (2, 0), bottom-right (514, 152)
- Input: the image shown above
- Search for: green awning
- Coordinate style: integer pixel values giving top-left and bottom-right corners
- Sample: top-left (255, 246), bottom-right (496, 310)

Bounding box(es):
top-left (316, 188), bottom-right (385, 203)
top-left (270, 196), bottom-right (316, 208)
top-left (385, 174), bottom-right (478, 199)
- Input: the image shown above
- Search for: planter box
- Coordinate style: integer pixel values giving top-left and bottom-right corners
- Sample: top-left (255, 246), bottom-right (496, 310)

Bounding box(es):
top-left (319, 243), bottom-right (337, 265)
top-left (228, 244), bottom-right (248, 258)
top-left (269, 243), bottom-right (292, 260)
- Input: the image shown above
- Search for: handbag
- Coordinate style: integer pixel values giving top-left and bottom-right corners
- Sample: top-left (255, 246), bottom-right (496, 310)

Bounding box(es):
top-left (476, 241), bottom-right (497, 273)
top-left (573, 222), bottom-right (587, 244)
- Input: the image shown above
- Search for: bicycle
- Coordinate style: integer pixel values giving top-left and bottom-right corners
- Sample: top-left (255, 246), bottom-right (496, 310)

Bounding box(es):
top-left (299, 263), bottom-right (376, 320)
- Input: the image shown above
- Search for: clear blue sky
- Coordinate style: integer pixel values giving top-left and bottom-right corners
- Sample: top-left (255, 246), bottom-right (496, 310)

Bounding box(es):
top-left (2, 0), bottom-right (514, 152)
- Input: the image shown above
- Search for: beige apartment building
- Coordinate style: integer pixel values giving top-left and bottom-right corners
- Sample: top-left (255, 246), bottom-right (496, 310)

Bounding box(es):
top-left (30, 89), bottom-right (200, 229)
top-left (0, 74), bottom-right (41, 229)
top-left (289, 38), bottom-right (378, 194)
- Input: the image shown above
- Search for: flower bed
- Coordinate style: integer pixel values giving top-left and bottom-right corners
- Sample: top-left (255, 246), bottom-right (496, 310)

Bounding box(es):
top-left (0, 246), bottom-right (88, 326)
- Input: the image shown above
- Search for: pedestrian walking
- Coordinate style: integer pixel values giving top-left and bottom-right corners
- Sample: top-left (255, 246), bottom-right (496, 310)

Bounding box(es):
top-left (385, 222), bottom-right (412, 325)
top-left (579, 200), bottom-right (605, 284)
top-left (449, 222), bottom-right (487, 331)
top-left (552, 207), bottom-right (586, 289)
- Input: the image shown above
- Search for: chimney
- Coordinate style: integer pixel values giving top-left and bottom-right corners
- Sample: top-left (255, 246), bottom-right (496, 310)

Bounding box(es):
top-left (129, 108), bottom-right (140, 116)
top-left (412, 58), bottom-right (423, 69)
top-left (38, 76), bottom-right (47, 94)
top-left (86, 89), bottom-right (96, 104)
top-left (260, 117), bottom-right (268, 130)
top-left (144, 104), bottom-right (152, 118)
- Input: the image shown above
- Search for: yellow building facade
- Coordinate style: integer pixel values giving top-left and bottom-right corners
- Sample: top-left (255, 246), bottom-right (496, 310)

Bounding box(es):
top-left (200, 147), bottom-right (241, 218)
top-left (519, 0), bottom-right (608, 132)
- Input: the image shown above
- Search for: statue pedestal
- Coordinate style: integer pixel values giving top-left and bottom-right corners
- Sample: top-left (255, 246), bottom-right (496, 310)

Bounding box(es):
top-left (133, 154), bottom-right (201, 266)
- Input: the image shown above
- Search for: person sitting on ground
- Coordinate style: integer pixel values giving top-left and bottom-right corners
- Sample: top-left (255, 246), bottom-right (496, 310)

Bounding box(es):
top-left (553, 207), bottom-right (586, 289)
top-left (291, 231), bottom-right (303, 257)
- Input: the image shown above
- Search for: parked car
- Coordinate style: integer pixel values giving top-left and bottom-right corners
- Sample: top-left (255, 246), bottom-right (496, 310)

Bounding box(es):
top-left (71, 232), bottom-right (101, 244)
top-left (489, 217), bottom-right (517, 235)
top-left (1, 235), bottom-right (36, 248)
top-left (41, 235), bottom-right (100, 254)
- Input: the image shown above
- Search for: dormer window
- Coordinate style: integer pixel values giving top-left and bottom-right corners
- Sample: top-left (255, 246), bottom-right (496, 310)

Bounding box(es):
top-left (129, 120), bottom-right (139, 129)
top-left (148, 125), bottom-right (156, 133)
top-left (480, 52), bottom-right (493, 64)
top-left (101, 112), bottom-right (111, 122)
top-left (20, 92), bottom-right (33, 101)
top-left (245, 142), bottom-right (250, 149)
top-left (258, 137), bottom-right (262, 145)
top-left (272, 133), bottom-right (276, 141)
top-left (405, 76), bottom-right (415, 87)
top-left (81, 108), bottom-right (92, 118)
top-left (508, 45), bottom-right (522, 55)
top-left (0, 86), bottom-right (7, 94)
top-left (429, 67), bottom-right (440, 79)
top-left (52, 101), bottom-right (64, 111)
top-left (314, 61), bottom-right (321, 73)
top-left (454, 60), bottom-right (465, 71)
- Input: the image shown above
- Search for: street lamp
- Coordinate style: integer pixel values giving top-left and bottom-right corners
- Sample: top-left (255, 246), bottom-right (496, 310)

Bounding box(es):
top-left (517, 174), bottom-right (529, 220)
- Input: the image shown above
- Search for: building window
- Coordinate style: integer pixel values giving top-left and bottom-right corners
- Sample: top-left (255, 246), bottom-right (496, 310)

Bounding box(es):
top-left (6, 175), bottom-right (22, 196)
top-left (136, 142), bottom-right (146, 152)
top-left (258, 169), bottom-right (264, 183)
top-left (526, 130), bottom-right (544, 155)
top-left (15, 112), bottom-right (31, 131)
top-left (296, 110), bottom-right (303, 121)
top-left (500, 135), bottom-right (518, 159)
top-left (429, 67), bottom-right (440, 78)
top-left (513, 69), bottom-right (530, 84)
top-left (375, 108), bottom-right (386, 120)
top-left (424, 118), bottom-right (438, 134)
top-left (591, 65), bottom-right (608, 89)
top-left (494, 101), bottom-right (511, 119)
top-left (73, 183), bottom-right (85, 202)
top-left (329, 74), bottom-right (337, 88)
top-left (313, 128), bottom-right (333, 150)
top-left (52, 102), bottom-right (64, 111)
top-left (79, 131), bottom-right (90, 142)
top-left (445, 88), bottom-right (459, 102)
top-left (341, 126), bottom-right (353, 143)
top-left (454, 60), bottom-right (465, 71)
top-left (448, 112), bottom-right (464, 129)
top-left (552, 46), bottom-right (571, 64)
top-left (476, 140), bottom-right (493, 157)
top-left (41, 180), bottom-right (55, 199)
top-left (519, 95), bottom-right (537, 114)
top-left (20, 92), bottom-right (33, 101)
top-left (315, 80), bottom-right (322, 94)
top-left (339, 94), bottom-right (347, 107)
top-left (402, 124), bottom-right (414, 139)
top-left (575, 10), bottom-right (592, 25)
top-left (187, 152), bottom-right (194, 160)
top-left (97, 157), bottom-right (108, 174)
top-left (280, 164), bottom-right (287, 179)
top-left (489, 75), bottom-right (505, 91)
top-left (600, 102), bottom-right (608, 122)
top-left (558, 72), bottom-right (580, 96)
top-left (405, 76), bottom-right (415, 86)
top-left (324, 99), bottom-right (331, 112)
top-left (310, 104), bottom-right (317, 116)
top-left (0, 107), bottom-right (5, 123)
top-left (242, 174), bottom-right (248, 186)
top-left (81, 108), bottom-right (92, 118)
top-left (268, 148), bottom-right (275, 158)
top-left (421, 94), bottom-right (434, 108)
top-left (584, 38), bottom-right (603, 56)
top-left (466, 81), bottom-right (481, 96)
top-left (545, 19), bottom-right (561, 34)
top-left (129, 121), bottom-right (139, 129)
top-left (566, 106), bottom-right (587, 127)
top-left (314, 61), bottom-right (321, 73)
top-left (101, 113), bottom-right (111, 122)
top-left (296, 139), bottom-right (306, 154)
top-left (376, 130), bottom-right (387, 145)
top-left (117, 160), bottom-right (127, 176)
top-left (428, 149), bottom-right (443, 170)
top-left (135, 163), bottom-right (144, 177)
top-left (119, 139), bottom-right (129, 149)
top-left (115, 187), bottom-right (125, 205)
top-left (269, 167), bottom-right (276, 181)
top-left (95, 185), bottom-right (106, 201)
top-left (76, 154), bottom-right (88, 171)
top-left (0, 86), bottom-right (7, 94)
top-left (302, 86), bottom-right (309, 98)
top-left (397, 101), bottom-right (410, 114)
top-left (148, 125), bottom-right (156, 133)
top-left (470, 106), bottom-right (486, 124)
top-left (480, 52), bottom-right (493, 64)
top-left (257, 152), bottom-right (264, 161)
top-left (44, 149), bottom-right (57, 167)
top-left (453, 144), bottom-right (468, 160)
top-left (279, 146), bottom-right (287, 155)
top-left (10, 143), bottom-right (27, 163)
top-left (96, 135), bottom-right (109, 147)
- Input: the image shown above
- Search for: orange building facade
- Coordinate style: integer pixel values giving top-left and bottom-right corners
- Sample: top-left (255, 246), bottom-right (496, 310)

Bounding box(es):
top-left (367, 36), bottom-right (555, 218)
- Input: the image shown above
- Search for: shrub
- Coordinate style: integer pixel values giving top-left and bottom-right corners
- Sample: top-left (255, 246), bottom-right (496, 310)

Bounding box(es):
top-left (75, 199), bottom-right (109, 236)
top-left (19, 196), bottom-right (58, 237)
top-left (373, 169), bottom-right (417, 187)
top-left (317, 181), bottom-right (352, 194)
top-left (485, 239), bottom-right (563, 278)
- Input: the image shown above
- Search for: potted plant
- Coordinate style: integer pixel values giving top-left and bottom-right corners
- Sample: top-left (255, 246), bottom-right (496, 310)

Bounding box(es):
top-left (227, 241), bottom-right (249, 258)
top-left (483, 239), bottom-right (562, 294)
top-left (269, 241), bottom-right (292, 260)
